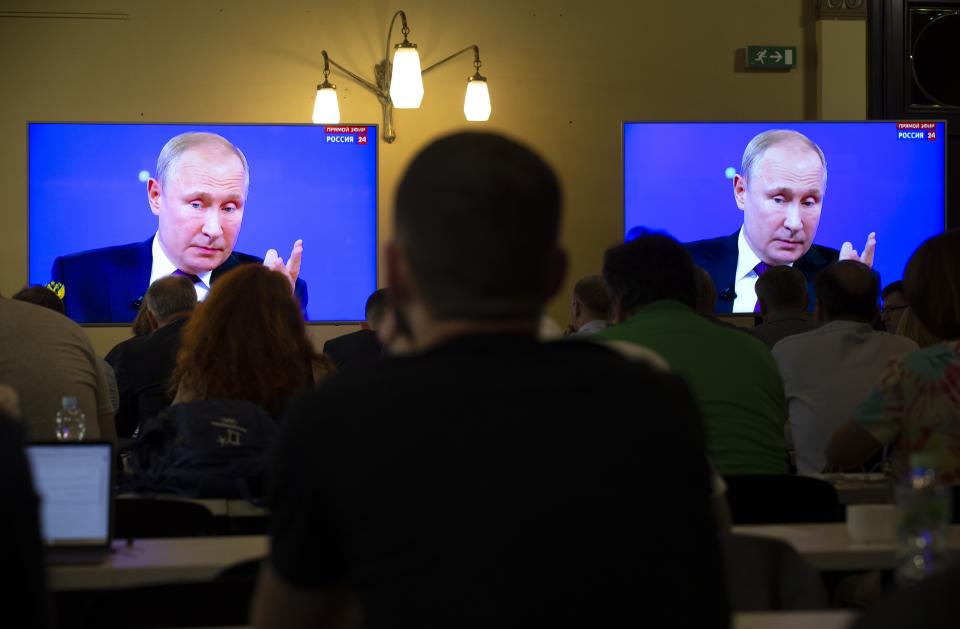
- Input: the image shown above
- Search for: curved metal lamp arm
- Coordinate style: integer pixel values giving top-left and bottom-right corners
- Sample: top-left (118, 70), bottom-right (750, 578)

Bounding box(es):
top-left (384, 10), bottom-right (410, 67)
top-left (322, 50), bottom-right (384, 99)
top-left (421, 45), bottom-right (482, 76)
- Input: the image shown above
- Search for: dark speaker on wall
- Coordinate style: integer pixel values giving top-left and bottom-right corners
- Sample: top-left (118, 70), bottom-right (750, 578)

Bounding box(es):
top-left (908, 7), bottom-right (960, 109)
top-left (870, 0), bottom-right (960, 229)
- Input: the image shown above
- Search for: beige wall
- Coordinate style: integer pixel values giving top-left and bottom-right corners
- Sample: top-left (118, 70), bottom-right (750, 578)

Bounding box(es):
top-left (817, 19), bottom-right (867, 119)
top-left (0, 0), bottom-right (852, 354)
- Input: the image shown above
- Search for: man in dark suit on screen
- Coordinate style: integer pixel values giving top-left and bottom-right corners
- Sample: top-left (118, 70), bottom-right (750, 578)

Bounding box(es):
top-left (685, 129), bottom-right (875, 313)
top-left (52, 131), bottom-right (307, 323)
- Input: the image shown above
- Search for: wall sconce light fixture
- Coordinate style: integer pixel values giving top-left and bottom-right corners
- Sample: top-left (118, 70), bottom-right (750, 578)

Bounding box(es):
top-left (312, 10), bottom-right (491, 143)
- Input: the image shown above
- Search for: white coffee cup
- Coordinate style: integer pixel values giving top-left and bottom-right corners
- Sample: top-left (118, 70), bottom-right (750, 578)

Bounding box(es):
top-left (846, 504), bottom-right (897, 543)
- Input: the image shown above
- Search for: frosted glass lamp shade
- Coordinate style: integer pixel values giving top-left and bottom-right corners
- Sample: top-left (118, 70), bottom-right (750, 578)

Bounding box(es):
top-left (464, 77), bottom-right (491, 121)
top-left (312, 85), bottom-right (341, 124)
top-left (390, 45), bottom-right (424, 108)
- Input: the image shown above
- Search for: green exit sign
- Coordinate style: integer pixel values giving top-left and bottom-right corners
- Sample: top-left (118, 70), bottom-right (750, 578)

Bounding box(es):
top-left (746, 46), bottom-right (797, 69)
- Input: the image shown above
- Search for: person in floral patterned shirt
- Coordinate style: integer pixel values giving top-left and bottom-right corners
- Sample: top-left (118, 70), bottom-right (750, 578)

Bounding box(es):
top-left (826, 230), bottom-right (960, 481)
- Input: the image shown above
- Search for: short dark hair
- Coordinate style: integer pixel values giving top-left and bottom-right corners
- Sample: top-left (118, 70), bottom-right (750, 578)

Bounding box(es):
top-left (364, 288), bottom-right (390, 327)
top-left (12, 286), bottom-right (64, 314)
top-left (572, 275), bottom-right (611, 318)
top-left (145, 275), bottom-right (197, 323)
top-left (903, 230), bottom-right (960, 339)
top-left (755, 266), bottom-right (807, 311)
top-left (603, 234), bottom-right (697, 313)
top-left (814, 261), bottom-right (880, 322)
top-left (881, 280), bottom-right (904, 300)
top-left (394, 132), bottom-right (561, 320)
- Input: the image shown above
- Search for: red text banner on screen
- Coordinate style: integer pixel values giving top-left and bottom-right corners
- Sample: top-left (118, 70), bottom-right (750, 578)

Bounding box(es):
top-left (324, 126), bottom-right (370, 144)
top-left (896, 121), bottom-right (938, 141)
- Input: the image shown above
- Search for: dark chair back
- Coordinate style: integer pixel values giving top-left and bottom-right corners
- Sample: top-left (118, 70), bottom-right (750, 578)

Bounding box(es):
top-left (724, 474), bottom-right (844, 524)
top-left (114, 497), bottom-right (216, 538)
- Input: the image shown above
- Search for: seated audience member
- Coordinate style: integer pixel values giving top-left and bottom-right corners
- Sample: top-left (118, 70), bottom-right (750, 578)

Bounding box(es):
top-left (170, 264), bottom-right (328, 418)
top-left (322, 288), bottom-right (388, 371)
top-left (0, 410), bottom-right (52, 629)
top-left (827, 231), bottom-right (960, 482)
top-left (895, 306), bottom-right (940, 348)
top-left (773, 261), bottom-right (917, 475)
top-left (598, 233), bottom-right (788, 476)
top-left (748, 266), bottom-right (817, 349)
top-left (105, 301), bottom-right (157, 370)
top-left (374, 295), bottom-right (416, 356)
top-left (252, 133), bottom-right (727, 628)
top-left (13, 284), bottom-right (120, 420)
top-left (880, 280), bottom-right (907, 333)
top-left (566, 274), bottom-right (610, 336)
top-left (538, 314), bottom-right (564, 339)
top-left (693, 265), bottom-right (746, 332)
top-left (0, 292), bottom-right (115, 442)
top-left (694, 265), bottom-right (719, 316)
top-left (12, 285), bottom-right (67, 313)
top-left (132, 300), bottom-right (156, 336)
top-left (107, 275), bottom-right (197, 437)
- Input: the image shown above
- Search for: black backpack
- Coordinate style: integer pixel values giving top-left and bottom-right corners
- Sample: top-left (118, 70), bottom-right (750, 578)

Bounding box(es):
top-left (122, 399), bottom-right (277, 499)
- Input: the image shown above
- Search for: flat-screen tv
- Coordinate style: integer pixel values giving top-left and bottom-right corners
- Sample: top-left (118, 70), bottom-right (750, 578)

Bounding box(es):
top-left (623, 121), bottom-right (946, 313)
top-left (28, 122), bottom-right (378, 323)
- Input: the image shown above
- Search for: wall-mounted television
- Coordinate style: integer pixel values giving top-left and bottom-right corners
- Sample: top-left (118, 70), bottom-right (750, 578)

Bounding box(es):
top-left (29, 122), bottom-right (378, 324)
top-left (623, 121), bottom-right (946, 313)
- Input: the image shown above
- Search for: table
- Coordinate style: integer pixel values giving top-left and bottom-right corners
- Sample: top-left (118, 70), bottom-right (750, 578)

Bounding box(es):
top-left (733, 523), bottom-right (960, 571)
top-left (734, 611), bottom-right (856, 629)
top-left (49, 535), bottom-right (268, 591)
top-left (117, 494), bottom-right (269, 518)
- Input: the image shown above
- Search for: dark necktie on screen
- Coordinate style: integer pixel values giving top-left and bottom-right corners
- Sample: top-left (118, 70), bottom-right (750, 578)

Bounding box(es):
top-left (133, 270), bottom-right (201, 311)
top-left (172, 269), bottom-right (202, 284)
top-left (753, 262), bottom-right (770, 313)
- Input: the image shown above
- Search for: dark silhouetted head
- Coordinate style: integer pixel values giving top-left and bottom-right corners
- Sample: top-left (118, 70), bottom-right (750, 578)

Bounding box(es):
top-left (903, 230), bottom-right (960, 339)
top-left (603, 234), bottom-right (697, 321)
top-left (393, 132), bottom-right (563, 321)
top-left (364, 288), bottom-right (391, 330)
top-left (814, 260), bottom-right (880, 323)
top-left (144, 275), bottom-right (198, 326)
top-left (12, 286), bottom-right (65, 314)
top-left (755, 265), bottom-right (808, 314)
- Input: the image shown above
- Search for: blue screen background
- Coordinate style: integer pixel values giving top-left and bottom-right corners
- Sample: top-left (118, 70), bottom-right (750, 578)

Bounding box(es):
top-left (29, 123), bottom-right (378, 322)
top-left (623, 121), bottom-right (946, 287)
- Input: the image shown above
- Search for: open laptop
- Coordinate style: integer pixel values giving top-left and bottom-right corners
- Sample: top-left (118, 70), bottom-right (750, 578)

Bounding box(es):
top-left (25, 441), bottom-right (114, 564)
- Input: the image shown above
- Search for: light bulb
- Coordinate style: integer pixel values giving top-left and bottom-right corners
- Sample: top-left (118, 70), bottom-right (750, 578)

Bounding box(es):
top-left (390, 45), bottom-right (424, 109)
top-left (312, 84), bottom-right (340, 124)
top-left (464, 76), bottom-right (491, 121)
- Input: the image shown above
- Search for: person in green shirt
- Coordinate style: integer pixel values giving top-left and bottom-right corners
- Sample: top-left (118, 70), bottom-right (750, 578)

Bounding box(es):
top-left (599, 233), bottom-right (788, 475)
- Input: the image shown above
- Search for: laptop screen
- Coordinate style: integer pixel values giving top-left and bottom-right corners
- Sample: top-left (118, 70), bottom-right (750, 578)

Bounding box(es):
top-left (26, 443), bottom-right (112, 546)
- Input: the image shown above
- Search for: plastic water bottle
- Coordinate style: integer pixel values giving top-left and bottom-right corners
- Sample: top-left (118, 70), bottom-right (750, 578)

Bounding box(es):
top-left (55, 395), bottom-right (87, 441)
top-left (895, 455), bottom-right (952, 585)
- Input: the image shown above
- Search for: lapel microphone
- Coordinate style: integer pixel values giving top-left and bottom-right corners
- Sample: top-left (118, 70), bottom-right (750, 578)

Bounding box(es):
top-left (131, 296), bottom-right (143, 310)
top-left (719, 285), bottom-right (737, 301)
